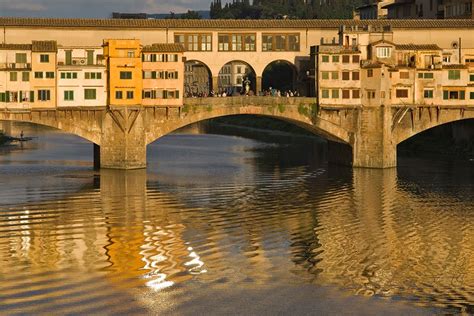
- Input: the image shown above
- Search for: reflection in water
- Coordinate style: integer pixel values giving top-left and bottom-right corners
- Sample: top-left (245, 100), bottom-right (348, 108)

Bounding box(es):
top-left (0, 127), bottom-right (472, 314)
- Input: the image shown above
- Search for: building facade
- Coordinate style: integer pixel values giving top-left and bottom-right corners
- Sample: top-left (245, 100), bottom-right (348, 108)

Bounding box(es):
top-left (103, 39), bottom-right (143, 107)
top-left (442, 0), bottom-right (473, 19)
top-left (355, 0), bottom-right (395, 19)
top-left (384, 0), bottom-right (441, 19)
top-left (31, 41), bottom-right (57, 108)
top-left (0, 43), bottom-right (33, 109)
top-left (57, 46), bottom-right (107, 107)
top-left (314, 25), bottom-right (474, 108)
top-left (142, 43), bottom-right (184, 106)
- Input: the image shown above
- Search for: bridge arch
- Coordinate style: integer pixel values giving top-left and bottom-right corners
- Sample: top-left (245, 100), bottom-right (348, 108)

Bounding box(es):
top-left (0, 119), bottom-right (100, 145)
top-left (0, 109), bottom-right (104, 145)
top-left (144, 99), bottom-right (352, 147)
top-left (395, 112), bottom-right (474, 145)
top-left (261, 60), bottom-right (298, 94)
top-left (217, 60), bottom-right (257, 95)
top-left (184, 60), bottom-right (213, 96)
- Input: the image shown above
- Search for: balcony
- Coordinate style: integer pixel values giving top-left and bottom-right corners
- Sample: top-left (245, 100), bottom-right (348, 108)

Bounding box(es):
top-left (57, 58), bottom-right (106, 67)
top-left (0, 63), bottom-right (32, 70)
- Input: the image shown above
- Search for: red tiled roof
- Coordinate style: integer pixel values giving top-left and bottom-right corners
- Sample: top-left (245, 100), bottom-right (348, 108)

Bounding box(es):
top-left (0, 17), bottom-right (473, 30)
top-left (142, 43), bottom-right (185, 52)
top-left (32, 40), bottom-right (57, 52)
top-left (395, 44), bottom-right (441, 50)
top-left (0, 43), bottom-right (32, 50)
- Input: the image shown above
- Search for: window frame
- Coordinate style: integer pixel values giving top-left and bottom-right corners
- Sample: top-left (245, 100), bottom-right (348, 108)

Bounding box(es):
top-left (119, 71), bottom-right (132, 80)
top-left (376, 47), bottom-right (392, 58)
top-left (174, 33), bottom-right (213, 52)
top-left (64, 90), bottom-right (74, 101)
top-left (448, 70), bottom-right (461, 80)
top-left (40, 54), bottom-right (50, 63)
top-left (262, 33), bottom-right (300, 52)
top-left (84, 88), bottom-right (97, 100)
top-left (218, 33), bottom-right (256, 52)
top-left (396, 89), bottom-right (409, 98)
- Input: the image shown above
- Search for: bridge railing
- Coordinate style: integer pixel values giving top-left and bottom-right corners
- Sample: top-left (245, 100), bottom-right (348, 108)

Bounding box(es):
top-left (183, 96), bottom-right (316, 107)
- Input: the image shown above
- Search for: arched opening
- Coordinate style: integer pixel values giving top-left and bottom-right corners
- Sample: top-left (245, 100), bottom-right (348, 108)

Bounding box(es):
top-left (398, 119), bottom-right (474, 160)
top-left (217, 61), bottom-right (256, 96)
top-left (0, 120), bottom-right (97, 167)
top-left (262, 60), bottom-right (297, 95)
top-left (147, 114), bottom-right (353, 168)
top-left (184, 60), bottom-right (212, 97)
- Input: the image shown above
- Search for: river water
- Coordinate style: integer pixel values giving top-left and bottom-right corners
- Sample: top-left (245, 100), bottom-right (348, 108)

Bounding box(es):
top-left (0, 123), bottom-right (472, 315)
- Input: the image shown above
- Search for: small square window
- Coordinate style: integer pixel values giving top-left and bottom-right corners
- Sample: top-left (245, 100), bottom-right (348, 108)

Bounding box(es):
top-left (332, 55), bottom-right (339, 63)
top-left (40, 54), bottom-right (49, 63)
top-left (84, 89), bottom-right (96, 100)
top-left (321, 55), bottom-right (329, 63)
top-left (126, 91), bottom-right (134, 99)
top-left (342, 72), bottom-right (350, 80)
top-left (352, 90), bottom-right (360, 99)
top-left (120, 71), bottom-right (132, 80)
top-left (448, 70), bottom-right (460, 80)
top-left (342, 55), bottom-right (350, 63)
top-left (424, 89), bottom-right (433, 98)
top-left (342, 90), bottom-right (350, 99)
top-left (396, 89), bottom-right (409, 98)
top-left (321, 89), bottom-right (329, 98)
top-left (116, 91), bottom-right (123, 99)
top-left (331, 89), bottom-right (339, 98)
top-left (321, 72), bottom-right (329, 80)
top-left (64, 90), bottom-right (74, 101)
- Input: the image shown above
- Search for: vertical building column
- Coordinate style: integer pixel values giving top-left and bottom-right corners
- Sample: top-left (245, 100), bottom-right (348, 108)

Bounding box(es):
top-left (352, 106), bottom-right (397, 168)
top-left (211, 76), bottom-right (219, 93)
top-left (255, 76), bottom-right (262, 94)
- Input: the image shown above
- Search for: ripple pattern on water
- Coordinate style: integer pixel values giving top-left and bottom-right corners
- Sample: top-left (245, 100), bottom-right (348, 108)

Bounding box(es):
top-left (0, 130), bottom-right (472, 314)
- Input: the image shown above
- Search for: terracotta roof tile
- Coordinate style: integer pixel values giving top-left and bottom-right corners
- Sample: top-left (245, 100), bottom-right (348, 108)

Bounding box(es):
top-left (395, 44), bottom-right (441, 50)
top-left (32, 40), bottom-right (57, 52)
top-left (443, 64), bottom-right (468, 69)
top-left (143, 43), bottom-right (185, 52)
top-left (0, 17), bottom-right (473, 30)
top-left (0, 43), bottom-right (32, 50)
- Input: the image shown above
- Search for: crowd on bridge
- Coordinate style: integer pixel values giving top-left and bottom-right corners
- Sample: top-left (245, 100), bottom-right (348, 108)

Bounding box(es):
top-left (185, 87), bottom-right (301, 98)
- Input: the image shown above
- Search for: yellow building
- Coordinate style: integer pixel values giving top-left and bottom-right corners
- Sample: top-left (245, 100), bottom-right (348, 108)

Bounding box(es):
top-left (103, 39), bottom-right (142, 106)
top-left (31, 41), bottom-right (57, 108)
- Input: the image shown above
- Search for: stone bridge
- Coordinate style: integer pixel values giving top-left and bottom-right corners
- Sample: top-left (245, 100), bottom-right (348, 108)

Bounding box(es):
top-left (0, 96), bottom-right (473, 169)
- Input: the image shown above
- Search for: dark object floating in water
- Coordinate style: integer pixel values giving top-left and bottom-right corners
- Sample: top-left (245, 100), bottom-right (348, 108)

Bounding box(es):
top-left (0, 132), bottom-right (35, 144)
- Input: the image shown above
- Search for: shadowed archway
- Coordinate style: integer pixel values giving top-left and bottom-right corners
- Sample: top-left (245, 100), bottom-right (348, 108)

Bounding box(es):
top-left (217, 60), bottom-right (256, 95)
top-left (184, 60), bottom-right (212, 96)
top-left (262, 60), bottom-right (297, 94)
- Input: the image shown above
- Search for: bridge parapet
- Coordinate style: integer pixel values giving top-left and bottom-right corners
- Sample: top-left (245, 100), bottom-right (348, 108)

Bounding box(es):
top-left (183, 96), bottom-right (316, 107)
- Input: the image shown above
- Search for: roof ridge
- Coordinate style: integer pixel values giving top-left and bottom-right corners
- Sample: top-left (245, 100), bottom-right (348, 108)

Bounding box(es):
top-left (0, 17), bottom-right (473, 29)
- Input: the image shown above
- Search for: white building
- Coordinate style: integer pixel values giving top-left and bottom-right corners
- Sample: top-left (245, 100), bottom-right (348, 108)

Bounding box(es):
top-left (57, 46), bottom-right (107, 107)
top-left (0, 44), bottom-right (33, 109)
